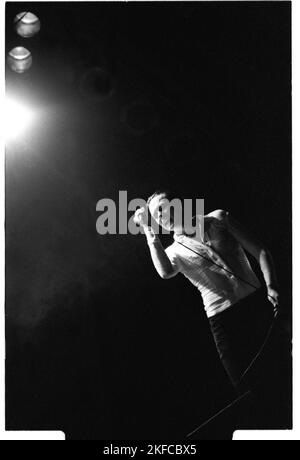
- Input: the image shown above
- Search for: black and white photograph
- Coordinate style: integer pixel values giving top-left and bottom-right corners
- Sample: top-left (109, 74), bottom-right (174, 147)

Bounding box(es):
top-left (3, 0), bottom-right (294, 443)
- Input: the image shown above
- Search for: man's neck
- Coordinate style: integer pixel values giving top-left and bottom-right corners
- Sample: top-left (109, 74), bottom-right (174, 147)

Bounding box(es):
top-left (174, 228), bottom-right (197, 238)
top-left (174, 215), bottom-right (204, 239)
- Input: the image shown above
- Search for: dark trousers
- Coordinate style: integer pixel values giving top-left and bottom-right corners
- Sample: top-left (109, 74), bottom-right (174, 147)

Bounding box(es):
top-left (208, 289), bottom-right (292, 430)
top-left (209, 289), bottom-right (275, 393)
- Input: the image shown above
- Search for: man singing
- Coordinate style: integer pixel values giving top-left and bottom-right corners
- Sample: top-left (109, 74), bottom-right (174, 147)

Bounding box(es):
top-left (134, 191), bottom-right (280, 393)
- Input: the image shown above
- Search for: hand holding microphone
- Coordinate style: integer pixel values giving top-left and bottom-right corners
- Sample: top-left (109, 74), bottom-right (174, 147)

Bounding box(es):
top-left (267, 285), bottom-right (280, 317)
top-left (133, 206), bottom-right (150, 228)
top-left (134, 207), bottom-right (159, 245)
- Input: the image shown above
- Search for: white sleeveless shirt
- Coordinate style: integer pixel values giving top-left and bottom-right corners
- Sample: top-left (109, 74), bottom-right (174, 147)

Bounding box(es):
top-left (165, 214), bottom-right (261, 318)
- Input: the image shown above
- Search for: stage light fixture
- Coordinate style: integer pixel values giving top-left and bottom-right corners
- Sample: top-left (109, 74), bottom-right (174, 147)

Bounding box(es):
top-left (14, 12), bottom-right (41, 38)
top-left (7, 47), bottom-right (33, 74)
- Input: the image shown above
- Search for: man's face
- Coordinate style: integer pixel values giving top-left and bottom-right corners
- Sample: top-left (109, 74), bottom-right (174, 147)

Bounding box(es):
top-left (148, 193), bottom-right (175, 232)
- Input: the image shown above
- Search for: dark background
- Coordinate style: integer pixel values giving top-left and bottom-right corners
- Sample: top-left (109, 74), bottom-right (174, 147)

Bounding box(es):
top-left (5, 2), bottom-right (291, 439)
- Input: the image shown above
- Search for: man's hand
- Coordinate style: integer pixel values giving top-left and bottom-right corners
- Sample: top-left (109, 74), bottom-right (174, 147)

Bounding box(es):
top-left (267, 285), bottom-right (280, 316)
top-left (133, 207), bottom-right (149, 228)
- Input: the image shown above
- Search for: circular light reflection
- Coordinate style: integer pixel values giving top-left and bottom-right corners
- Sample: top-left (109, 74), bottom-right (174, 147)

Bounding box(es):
top-left (120, 100), bottom-right (158, 136)
top-left (79, 67), bottom-right (115, 101)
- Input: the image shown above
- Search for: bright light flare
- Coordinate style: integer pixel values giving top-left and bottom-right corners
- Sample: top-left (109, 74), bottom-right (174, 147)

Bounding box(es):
top-left (5, 98), bottom-right (34, 141)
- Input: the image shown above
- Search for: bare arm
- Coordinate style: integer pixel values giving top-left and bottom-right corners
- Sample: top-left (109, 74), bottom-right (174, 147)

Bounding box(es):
top-left (134, 208), bottom-right (178, 279)
top-left (144, 227), bottom-right (178, 279)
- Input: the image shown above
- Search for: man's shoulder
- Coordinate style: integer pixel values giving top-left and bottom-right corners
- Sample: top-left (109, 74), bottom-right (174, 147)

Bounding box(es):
top-left (165, 240), bottom-right (177, 254)
top-left (203, 210), bottom-right (230, 233)
top-left (205, 209), bottom-right (229, 221)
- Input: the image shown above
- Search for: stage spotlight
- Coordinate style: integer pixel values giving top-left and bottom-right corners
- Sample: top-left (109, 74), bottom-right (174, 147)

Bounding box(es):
top-left (14, 12), bottom-right (41, 38)
top-left (5, 98), bottom-right (34, 141)
top-left (7, 47), bottom-right (33, 74)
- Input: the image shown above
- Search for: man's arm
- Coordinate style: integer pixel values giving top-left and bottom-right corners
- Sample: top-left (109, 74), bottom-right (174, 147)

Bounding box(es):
top-left (144, 227), bottom-right (178, 279)
top-left (211, 209), bottom-right (280, 310)
top-left (134, 208), bottom-right (178, 279)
